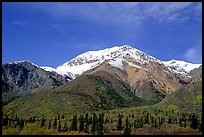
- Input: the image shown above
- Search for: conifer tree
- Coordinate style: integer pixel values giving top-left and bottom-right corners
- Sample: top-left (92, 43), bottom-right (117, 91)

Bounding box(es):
top-left (89, 116), bottom-right (93, 125)
top-left (132, 114), bottom-right (134, 118)
top-left (97, 113), bottom-right (104, 135)
top-left (71, 115), bottom-right (78, 131)
top-left (8, 118), bottom-right (11, 126)
top-left (41, 116), bottom-right (46, 128)
top-left (15, 115), bottom-right (18, 122)
top-left (32, 117), bottom-right (36, 123)
top-left (3, 116), bottom-right (9, 126)
top-left (190, 113), bottom-right (198, 129)
top-left (19, 119), bottom-right (24, 129)
top-left (91, 113), bottom-right (97, 133)
top-left (58, 120), bottom-right (61, 131)
top-left (154, 119), bottom-right (157, 129)
top-left (117, 113), bottom-right (123, 131)
top-left (29, 117), bottom-right (32, 123)
top-left (179, 117), bottom-right (182, 126)
top-left (184, 118), bottom-right (186, 128)
top-left (140, 118), bottom-right (143, 128)
top-left (48, 120), bottom-right (51, 129)
top-left (124, 116), bottom-right (131, 135)
top-left (16, 118), bottom-right (20, 126)
top-left (53, 117), bottom-right (57, 129)
top-left (63, 122), bottom-right (68, 132)
top-left (134, 120), bottom-right (137, 128)
top-left (84, 113), bottom-right (89, 133)
top-left (168, 116), bottom-right (172, 124)
top-left (79, 115), bottom-right (84, 132)
top-left (151, 116), bottom-right (154, 124)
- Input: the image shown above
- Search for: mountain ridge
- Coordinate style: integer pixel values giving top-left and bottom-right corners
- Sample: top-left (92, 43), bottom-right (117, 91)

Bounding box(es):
top-left (39, 45), bottom-right (201, 80)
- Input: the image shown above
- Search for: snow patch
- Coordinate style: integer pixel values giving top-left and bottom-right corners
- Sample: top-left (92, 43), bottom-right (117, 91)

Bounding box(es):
top-left (127, 62), bottom-right (143, 69)
top-left (108, 59), bottom-right (124, 70)
top-left (8, 60), bottom-right (38, 67)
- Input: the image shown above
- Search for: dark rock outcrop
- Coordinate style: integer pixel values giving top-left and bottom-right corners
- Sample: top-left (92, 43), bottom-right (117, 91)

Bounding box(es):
top-left (2, 61), bottom-right (68, 102)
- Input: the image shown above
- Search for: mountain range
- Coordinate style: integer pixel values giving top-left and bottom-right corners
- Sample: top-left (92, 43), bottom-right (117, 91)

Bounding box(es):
top-left (2, 45), bottom-right (202, 117)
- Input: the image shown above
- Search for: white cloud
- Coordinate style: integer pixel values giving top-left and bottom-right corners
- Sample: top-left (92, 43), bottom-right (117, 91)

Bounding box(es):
top-left (28, 2), bottom-right (201, 25)
top-left (184, 47), bottom-right (202, 63)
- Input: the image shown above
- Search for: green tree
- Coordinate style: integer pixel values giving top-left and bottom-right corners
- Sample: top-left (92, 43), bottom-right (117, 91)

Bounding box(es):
top-left (58, 120), bottom-right (61, 131)
top-left (2, 116), bottom-right (9, 126)
top-left (19, 119), bottom-right (24, 129)
top-left (32, 117), bottom-right (36, 123)
top-left (41, 116), bottom-right (46, 128)
top-left (79, 115), bottom-right (84, 132)
top-left (57, 114), bottom-right (60, 120)
top-left (53, 117), bottom-right (57, 129)
top-left (117, 113), bottom-right (123, 131)
top-left (84, 113), bottom-right (89, 133)
top-left (154, 119), bottom-right (157, 129)
top-left (70, 115), bottom-right (77, 131)
top-left (63, 122), bottom-right (68, 132)
top-left (123, 116), bottom-right (131, 135)
top-left (190, 113), bottom-right (198, 130)
top-left (91, 113), bottom-right (97, 133)
top-left (168, 116), bottom-right (172, 124)
top-left (48, 120), bottom-right (51, 129)
top-left (97, 113), bottom-right (104, 135)
top-left (89, 116), bottom-right (93, 125)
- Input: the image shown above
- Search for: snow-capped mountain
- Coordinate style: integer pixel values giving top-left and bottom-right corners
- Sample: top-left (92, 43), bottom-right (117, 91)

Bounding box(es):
top-left (162, 60), bottom-right (201, 75)
top-left (55, 45), bottom-right (163, 79)
top-left (49, 45), bottom-right (201, 79)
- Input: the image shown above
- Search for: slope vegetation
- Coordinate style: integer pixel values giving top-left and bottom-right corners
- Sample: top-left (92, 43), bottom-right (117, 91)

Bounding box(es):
top-left (3, 74), bottom-right (146, 118)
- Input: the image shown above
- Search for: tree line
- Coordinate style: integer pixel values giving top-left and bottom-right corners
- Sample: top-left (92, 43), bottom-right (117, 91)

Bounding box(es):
top-left (2, 111), bottom-right (202, 135)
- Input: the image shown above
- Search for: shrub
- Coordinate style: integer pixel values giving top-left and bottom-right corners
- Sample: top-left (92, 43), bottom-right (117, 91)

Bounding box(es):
top-left (20, 123), bottom-right (56, 135)
top-left (2, 127), bottom-right (20, 135)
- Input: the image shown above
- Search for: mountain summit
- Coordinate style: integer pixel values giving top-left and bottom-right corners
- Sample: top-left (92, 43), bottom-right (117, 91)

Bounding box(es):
top-left (55, 45), bottom-right (163, 79)
top-left (41, 45), bottom-right (201, 80)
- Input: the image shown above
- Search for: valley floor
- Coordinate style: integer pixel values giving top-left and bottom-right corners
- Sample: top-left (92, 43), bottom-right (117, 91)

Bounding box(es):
top-left (2, 105), bottom-right (202, 135)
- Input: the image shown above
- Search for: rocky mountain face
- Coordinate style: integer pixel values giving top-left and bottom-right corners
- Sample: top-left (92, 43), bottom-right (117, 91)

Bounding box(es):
top-left (2, 45), bottom-right (201, 106)
top-left (188, 65), bottom-right (202, 82)
top-left (62, 45), bottom-right (199, 102)
top-left (2, 61), bottom-right (68, 103)
top-left (155, 64), bottom-right (202, 112)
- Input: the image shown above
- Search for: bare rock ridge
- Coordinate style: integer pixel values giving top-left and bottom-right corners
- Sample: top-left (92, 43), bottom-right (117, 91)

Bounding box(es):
top-left (2, 61), bottom-right (69, 102)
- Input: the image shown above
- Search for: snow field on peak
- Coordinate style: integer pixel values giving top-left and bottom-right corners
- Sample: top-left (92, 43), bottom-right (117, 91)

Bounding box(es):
top-left (162, 60), bottom-right (201, 73)
top-left (40, 66), bottom-right (75, 79)
top-left (56, 45), bottom-right (163, 78)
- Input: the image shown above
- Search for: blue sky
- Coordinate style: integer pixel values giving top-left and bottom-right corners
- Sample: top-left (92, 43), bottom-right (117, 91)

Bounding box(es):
top-left (2, 2), bottom-right (202, 67)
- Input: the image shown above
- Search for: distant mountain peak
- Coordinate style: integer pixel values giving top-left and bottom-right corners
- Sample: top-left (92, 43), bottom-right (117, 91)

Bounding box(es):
top-left (162, 59), bottom-right (201, 74)
top-left (7, 60), bottom-right (38, 67)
